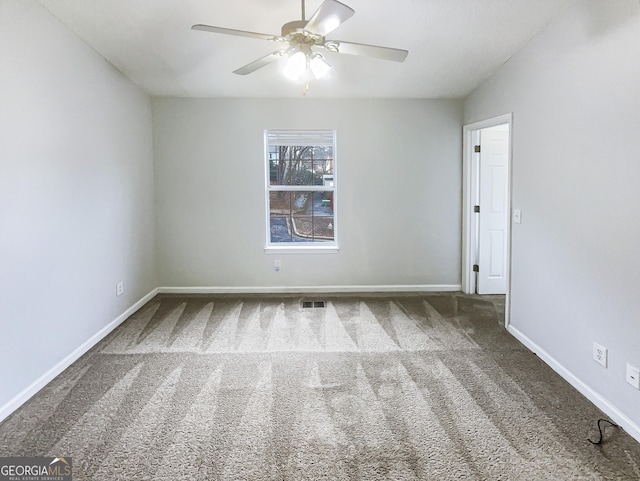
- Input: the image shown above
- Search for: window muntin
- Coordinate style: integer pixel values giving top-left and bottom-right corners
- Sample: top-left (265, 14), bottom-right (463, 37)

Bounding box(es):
top-left (265, 130), bottom-right (337, 248)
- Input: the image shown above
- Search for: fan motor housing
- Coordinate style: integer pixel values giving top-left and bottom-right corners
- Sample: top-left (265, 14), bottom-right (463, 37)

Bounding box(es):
top-left (281, 20), bottom-right (308, 37)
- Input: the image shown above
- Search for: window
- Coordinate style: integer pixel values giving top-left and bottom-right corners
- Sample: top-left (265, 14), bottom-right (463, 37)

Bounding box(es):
top-left (265, 130), bottom-right (337, 250)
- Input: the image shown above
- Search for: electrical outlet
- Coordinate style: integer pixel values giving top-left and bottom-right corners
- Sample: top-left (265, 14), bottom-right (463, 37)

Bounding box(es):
top-left (274, 260), bottom-right (281, 272)
top-left (116, 281), bottom-right (124, 297)
top-left (626, 364), bottom-right (640, 389)
top-left (593, 342), bottom-right (607, 368)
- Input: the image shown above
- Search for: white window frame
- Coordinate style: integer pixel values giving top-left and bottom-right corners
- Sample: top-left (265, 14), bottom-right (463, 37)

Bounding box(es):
top-left (264, 129), bottom-right (338, 253)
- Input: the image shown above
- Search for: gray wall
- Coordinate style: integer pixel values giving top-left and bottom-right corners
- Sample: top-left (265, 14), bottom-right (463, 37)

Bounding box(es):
top-left (0, 0), bottom-right (157, 410)
top-left (152, 98), bottom-right (463, 290)
top-left (465, 0), bottom-right (640, 435)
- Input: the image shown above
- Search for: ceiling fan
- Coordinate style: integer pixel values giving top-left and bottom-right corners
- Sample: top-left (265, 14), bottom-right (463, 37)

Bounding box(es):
top-left (192, 0), bottom-right (408, 84)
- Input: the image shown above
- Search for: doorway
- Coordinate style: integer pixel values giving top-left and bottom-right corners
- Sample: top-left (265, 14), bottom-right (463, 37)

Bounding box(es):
top-left (462, 114), bottom-right (513, 325)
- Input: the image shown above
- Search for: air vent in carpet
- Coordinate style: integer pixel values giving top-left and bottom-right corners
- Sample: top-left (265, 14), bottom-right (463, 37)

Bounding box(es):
top-left (301, 300), bottom-right (326, 309)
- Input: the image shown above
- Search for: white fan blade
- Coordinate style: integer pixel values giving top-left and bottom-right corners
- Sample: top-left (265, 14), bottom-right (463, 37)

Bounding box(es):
top-left (326, 40), bottom-right (408, 62)
top-left (192, 24), bottom-right (280, 42)
top-left (304, 0), bottom-right (354, 37)
top-left (233, 50), bottom-right (289, 75)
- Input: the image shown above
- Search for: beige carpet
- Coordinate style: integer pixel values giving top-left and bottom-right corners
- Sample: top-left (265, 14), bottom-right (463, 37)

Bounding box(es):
top-left (1, 294), bottom-right (639, 480)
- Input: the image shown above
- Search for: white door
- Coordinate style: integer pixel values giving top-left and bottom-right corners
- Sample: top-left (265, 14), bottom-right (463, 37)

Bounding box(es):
top-left (477, 127), bottom-right (509, 294)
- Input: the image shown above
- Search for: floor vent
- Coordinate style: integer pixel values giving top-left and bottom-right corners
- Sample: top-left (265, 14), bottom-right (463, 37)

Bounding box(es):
top-left (301, 300), bottom-right (326, 309)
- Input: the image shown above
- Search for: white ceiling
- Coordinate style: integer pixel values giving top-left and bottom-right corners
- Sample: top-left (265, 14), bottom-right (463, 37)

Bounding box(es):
top-left (37, 0), bottom-right (574, 98)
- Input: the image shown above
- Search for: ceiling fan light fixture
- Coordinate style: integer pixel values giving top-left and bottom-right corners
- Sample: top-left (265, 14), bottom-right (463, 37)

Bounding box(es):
top-left (283, 50), bottom-right (307, 81)
top-left (310, 54), bottom-right (331, 79)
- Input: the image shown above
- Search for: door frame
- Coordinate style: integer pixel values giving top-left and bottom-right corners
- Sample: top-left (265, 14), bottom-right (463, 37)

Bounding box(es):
top-left (461, 113), bottom-right (513, 327)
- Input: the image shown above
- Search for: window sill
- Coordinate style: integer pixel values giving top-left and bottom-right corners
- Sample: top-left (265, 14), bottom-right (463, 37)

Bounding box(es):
top-left (264, 246), bottom-right (339, 254)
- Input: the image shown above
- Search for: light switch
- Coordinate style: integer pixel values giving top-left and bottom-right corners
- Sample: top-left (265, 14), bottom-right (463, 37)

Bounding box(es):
top-left (513, 209), bottom-right (522, 224)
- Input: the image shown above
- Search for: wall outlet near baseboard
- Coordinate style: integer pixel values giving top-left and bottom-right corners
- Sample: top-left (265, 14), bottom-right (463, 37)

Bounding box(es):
top-left (593, 342), bottom-right (608, 368)
top-left (116, 281), bottom-right (124, 297)
top-left (626, 364), bottom-right (640, 389)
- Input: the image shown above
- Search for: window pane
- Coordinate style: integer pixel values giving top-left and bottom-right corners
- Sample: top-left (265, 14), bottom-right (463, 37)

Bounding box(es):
top-left (313, 216), bottom-right (334, 241)
top-left (270, 159), bottom-right (290, 185)
top-left (269, 145), bottom-right (333, 187)
top-left (269, 191), bottom-right (335, 243)
top-left (269, 191), bottom-right (291, 214)
top-left (270, 215), bottom-right (292, 243)
top-left (291, 192), bottom-right (311, 215)
top-left (316, 192), bottom-right (334, 215)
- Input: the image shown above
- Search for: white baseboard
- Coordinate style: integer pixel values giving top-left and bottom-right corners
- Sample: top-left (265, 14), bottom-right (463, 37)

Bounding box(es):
top-left (158, 284), bottom-right (462, 294)
top-left (508, 324), bottom-right (640, 444)
top-left (0, 288), bottom-right (159, 423)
